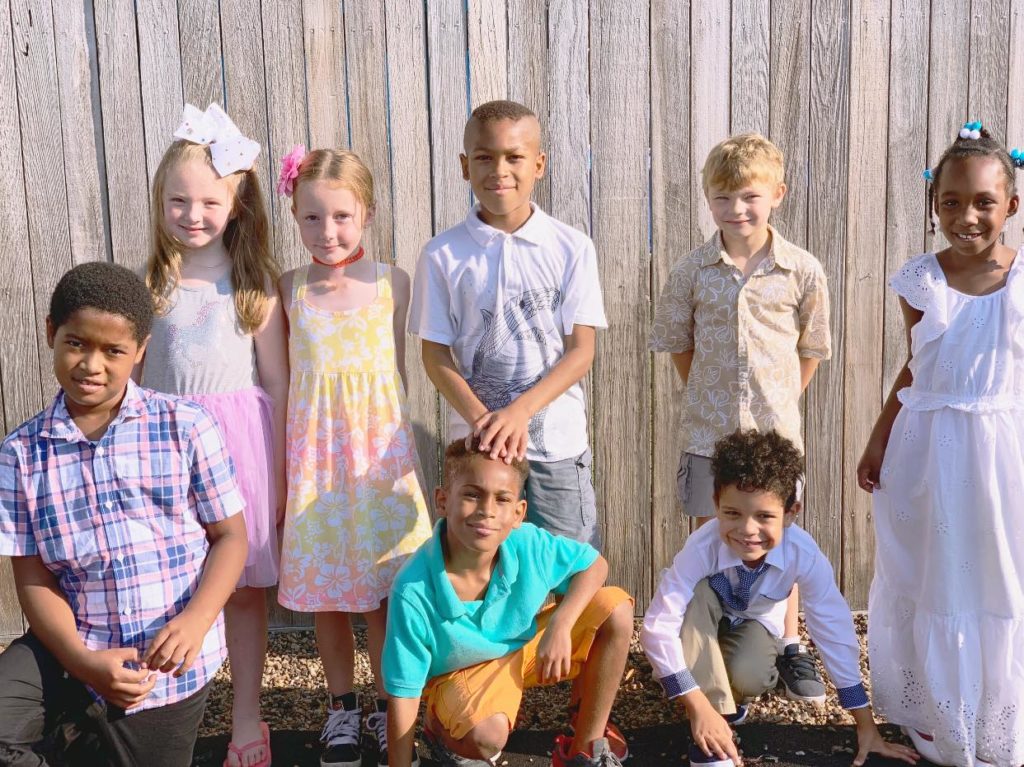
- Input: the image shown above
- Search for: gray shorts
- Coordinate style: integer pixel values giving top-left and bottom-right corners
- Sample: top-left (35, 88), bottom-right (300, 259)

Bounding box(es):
top-left (677, 452), bottom-right (804, 517)
top-left (525, 448), bottom-right (601, 549)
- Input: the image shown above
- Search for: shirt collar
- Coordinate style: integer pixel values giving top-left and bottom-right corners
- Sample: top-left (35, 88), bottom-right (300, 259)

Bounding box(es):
top-left (464, 203), bottom-right (551, 248)
top-left (39, 379), bottom-right (148, 442)
top-left (699, 225), bottom-right (796, 272)
top-left (427, 519), bottom-right (521, 621)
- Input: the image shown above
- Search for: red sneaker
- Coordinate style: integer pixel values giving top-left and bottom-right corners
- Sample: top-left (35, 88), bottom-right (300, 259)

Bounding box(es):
top-left (567, 706), bottom-right (629, 761)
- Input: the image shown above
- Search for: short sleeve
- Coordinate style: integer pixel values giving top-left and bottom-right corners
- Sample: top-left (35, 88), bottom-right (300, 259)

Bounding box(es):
top-left (187, 407), bottom-right (244, 525)
top-left (524, 526), bottom-right (599, 595)
top-left (0, 438), bottom-right (37, 557)
top-left (888, 253), bottom-right (938, 312)
top-left (650, 254), bottom-right (697, 353)
top-left (560, 238), bottom-right (608, 333)
top-left (797, 261), bottom-right (832, 360)
top-left (382, 596), bottom-right (433, 697)
top-left (408, 250), bottom-right (457, 345)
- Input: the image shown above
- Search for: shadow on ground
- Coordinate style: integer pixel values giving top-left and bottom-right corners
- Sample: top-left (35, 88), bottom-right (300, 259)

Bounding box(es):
top-left (195, 722), bottom-right (939, 766)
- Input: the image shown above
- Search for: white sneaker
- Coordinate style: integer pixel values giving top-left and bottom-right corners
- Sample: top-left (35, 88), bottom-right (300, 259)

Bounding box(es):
top-left (901, 726), bottom-right (953, 766)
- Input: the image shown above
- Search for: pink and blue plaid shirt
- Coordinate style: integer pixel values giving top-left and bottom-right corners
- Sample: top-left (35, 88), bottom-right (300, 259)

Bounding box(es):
top-left (0, 380), bottom-right (244, 713)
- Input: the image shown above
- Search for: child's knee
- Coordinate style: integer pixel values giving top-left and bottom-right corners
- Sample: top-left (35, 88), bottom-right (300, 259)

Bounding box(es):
top-left (459, 714), bottom-right (510, 759)
top-left (727, 656), bottom-right (777, 701)
top-left (598, 595), bottom-right (635, 640)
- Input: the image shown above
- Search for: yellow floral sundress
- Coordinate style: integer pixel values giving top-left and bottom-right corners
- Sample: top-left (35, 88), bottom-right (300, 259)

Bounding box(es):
top-left (278, 263), bottom-right (432, 611)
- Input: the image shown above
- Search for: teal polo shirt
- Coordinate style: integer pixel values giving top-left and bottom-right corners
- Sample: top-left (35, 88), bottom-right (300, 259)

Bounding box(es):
top-left (383, 520), bottom-right (599, 698)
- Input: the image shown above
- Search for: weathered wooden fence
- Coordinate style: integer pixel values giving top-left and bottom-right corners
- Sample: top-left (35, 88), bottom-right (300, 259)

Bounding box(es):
top-left (0, 0), bottom-right (1018, 638)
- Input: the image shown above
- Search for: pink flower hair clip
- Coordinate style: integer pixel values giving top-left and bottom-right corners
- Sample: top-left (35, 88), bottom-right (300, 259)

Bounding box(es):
top-left (277, 145), bottom-right (307, 197)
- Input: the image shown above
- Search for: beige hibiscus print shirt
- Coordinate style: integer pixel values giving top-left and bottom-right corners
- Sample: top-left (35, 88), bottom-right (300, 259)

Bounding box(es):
top-left (650, 227), bottom-right (831, 457)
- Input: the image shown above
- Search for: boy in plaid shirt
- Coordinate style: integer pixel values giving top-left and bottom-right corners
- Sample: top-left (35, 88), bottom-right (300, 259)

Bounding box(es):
top-left (0, 262), bottom-right (248, 767)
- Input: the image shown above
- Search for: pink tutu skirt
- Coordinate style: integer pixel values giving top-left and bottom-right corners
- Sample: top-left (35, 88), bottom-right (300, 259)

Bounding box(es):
top-left (188, 387), bottom-right (279, 588)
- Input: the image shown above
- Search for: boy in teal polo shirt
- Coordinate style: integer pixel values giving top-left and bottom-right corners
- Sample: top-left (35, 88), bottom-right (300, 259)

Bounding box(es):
top-left (384, 439), bottom-right (633, 767)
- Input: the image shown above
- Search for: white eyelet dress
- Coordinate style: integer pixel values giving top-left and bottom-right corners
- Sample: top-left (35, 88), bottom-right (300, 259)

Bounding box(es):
top-left (868, 251), bottom-right (1024, 766)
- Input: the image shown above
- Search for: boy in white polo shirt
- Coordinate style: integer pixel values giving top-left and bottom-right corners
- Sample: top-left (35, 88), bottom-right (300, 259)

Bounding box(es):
top-left (410, 99), bottom-right (606, 547)
top-left (640, 430), bottom-right (918, 767)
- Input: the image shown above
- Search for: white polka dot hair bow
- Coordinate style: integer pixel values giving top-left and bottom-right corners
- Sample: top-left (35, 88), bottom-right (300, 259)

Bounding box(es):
top-left (173, 103), bottom-right (260, 177)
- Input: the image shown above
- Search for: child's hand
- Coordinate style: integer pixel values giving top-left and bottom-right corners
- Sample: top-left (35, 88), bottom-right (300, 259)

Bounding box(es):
top-left (685, 696), bottom-right (742, 766)
top-left (142, 611), bottom-right (208, 677)
top-left (856, 438), bottom-right (886, 493)
top-left (79, 647), bottom-right (157, 710)
top-left (472, 403), bottom-right (530, 462)
top-left (535, 620), bottom-right (573, 683)
top-left (853, 722), bottom-right (919, 766)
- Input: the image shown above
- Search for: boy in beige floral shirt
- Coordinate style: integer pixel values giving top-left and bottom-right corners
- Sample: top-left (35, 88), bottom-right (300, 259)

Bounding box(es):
top-left (650, 133), bottom-right (832, 710)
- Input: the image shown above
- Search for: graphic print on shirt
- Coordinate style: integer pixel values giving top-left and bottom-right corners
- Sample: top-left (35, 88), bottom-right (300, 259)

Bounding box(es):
top-left (166, 298), bottom-right (223, 366)
top-left (467, 287), bottom-right (562, 457)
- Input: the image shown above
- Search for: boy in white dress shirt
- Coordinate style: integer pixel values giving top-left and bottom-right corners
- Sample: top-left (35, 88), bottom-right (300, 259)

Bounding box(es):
top-left (640, 430), bottom-right (918, 767)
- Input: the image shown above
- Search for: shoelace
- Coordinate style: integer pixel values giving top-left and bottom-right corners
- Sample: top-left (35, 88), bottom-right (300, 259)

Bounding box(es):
top-left (366, 711), bottom-right (387, 753)
top-left (784, 650), bottom-right (819, 679)
top-left (320, 706), bottom-right (361, 746)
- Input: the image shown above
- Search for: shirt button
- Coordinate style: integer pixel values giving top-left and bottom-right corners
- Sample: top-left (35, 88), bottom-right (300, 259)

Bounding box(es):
top-left (122, 606), bottom-right (132, 617)
top-left (95, 446), bottom-right (104, 456)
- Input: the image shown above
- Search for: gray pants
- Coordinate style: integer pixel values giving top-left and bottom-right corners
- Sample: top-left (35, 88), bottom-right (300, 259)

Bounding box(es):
top-left (524, 448), bottom-right (601, 549)
top-left (681, 579), bottom-right (779, 714)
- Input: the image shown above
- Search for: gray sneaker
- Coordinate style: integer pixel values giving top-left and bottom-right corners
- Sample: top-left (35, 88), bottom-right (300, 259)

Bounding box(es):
top-left (776, 643), bottom-right (826, 705)
top-left (553, 737), bottom-right (625, 766)
top-left (421, 727), bottom-right (500, 767)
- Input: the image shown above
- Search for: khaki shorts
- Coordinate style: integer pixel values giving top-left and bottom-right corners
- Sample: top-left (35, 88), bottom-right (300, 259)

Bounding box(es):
top-left (423, 586), bottom-right (633, 740)
top-left (677, 452), bottom-right (805, 517)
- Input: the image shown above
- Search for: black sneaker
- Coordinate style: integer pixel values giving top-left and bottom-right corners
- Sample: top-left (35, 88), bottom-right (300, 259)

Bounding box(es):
top-left (776, 643), bottom-right (826, 705)
top-left (320, 694), bottom-right (363, 767)
top-left (687, 743), bottom-right (737, 766)
top-left (366, 707), bottom-right (420, 767)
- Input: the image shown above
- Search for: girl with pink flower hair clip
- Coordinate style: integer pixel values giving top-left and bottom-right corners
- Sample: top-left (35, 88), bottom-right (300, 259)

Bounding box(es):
top-left (275, 146), bottom-right (432, 767)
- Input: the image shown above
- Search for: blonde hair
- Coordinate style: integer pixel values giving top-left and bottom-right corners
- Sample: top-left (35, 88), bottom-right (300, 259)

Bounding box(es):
top-left (702, 133), bottom-right (785, 194)
top-left (291, 149), bottom-right (376, 215)
top-left (146, 140), bottom-right (278, 334)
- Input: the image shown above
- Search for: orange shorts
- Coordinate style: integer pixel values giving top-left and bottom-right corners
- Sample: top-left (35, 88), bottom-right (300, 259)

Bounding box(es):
top-left (423, 586), bottom-right (633, 740)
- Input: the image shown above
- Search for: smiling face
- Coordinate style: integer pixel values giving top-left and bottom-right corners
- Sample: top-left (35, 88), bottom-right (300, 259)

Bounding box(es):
top-left (46, 308), bottom-right (147, 428)
top-left (436, 454), bottom-right (528, 560)
top-left (460, 117), bottom-right (546, 233)
top-left (935, 156), bottom-right (1019, 257)
top-left (715, 485), bottom-right (798, 566)
top-left (161, 158), bottom-right (236, 254)
top-left (706, 180), bottom-right (786, 243)
top-left (293, 181), bottom-right (372, 265)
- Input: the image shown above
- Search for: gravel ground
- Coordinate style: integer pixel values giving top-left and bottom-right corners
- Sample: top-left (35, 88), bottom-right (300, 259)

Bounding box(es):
top-left (193, 614), bottom-right (927, 766)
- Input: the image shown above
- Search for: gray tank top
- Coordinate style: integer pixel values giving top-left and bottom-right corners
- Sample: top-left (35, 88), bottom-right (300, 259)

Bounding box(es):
top-left (143, 276), bottom-right (259, 394)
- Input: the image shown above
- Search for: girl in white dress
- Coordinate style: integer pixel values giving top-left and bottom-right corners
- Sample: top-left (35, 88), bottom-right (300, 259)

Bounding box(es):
top-left (858, 122), bottom-right (1024, 767)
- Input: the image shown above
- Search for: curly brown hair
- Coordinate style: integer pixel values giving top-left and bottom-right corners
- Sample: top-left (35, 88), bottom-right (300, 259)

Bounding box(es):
top-left (443, 437), bottom-right (530, 492)
top-left (711, 429), bottom-right (804, 510)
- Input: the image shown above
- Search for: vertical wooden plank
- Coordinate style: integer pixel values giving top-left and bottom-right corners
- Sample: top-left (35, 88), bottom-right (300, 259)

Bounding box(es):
top-left (926, 0), bottom-right (969, 254)
top-left (94, 0), bottom-right (151, 269)
top-left (0, 0), bottom-right (42, 639)
top-left (345, 0), bottom-right (394, 264)
top-left (769, 0), bottom-right (811, 247)
top-left (690, 0), bottom-right (730, 242)
top-left (52, 0), bottom-right (107, 265)
top-left (650, 0), bottom-right (692, 580)
top-left (802, 0), bottom-right (851, 585)
top-left (178, 0), bottom-right (225, 107)
top-left (10, 0), bottom-right (72, 398)
top-left (136, 0), bottom-right (183, 186)
top-left (507, 0), bottom-right (550, 212)
top-left (730, 0), bottom-right (770, 136)
top-left (426, 0), bottom-right (470, 456)
top-left (385, 0), bottom-right (440, 501)
top-left (303, 0), bottom-right (348, 149)
top-left (841, 0), bottom-right (889, 609)
top-left (1006, 0), bottom-right (1024, 252)
top-left (590, 0), bottom-right (650, 606)
top-left (883, 0), bottom-right (928, 407)
top-left (221, 0), bottom-right (274, 275)
top-left (547, 0), bottom-right (590, 235)
top-left (467, 0), bottom-right (507, 105)
top-left (261, 1), bottom-right (308, 271)
top-left (968, 0), bottom-right (1010, 143)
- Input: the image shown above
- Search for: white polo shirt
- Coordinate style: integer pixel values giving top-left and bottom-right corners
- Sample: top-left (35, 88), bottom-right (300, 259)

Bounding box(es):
top-left (410, 204), bottom-right (607, 463)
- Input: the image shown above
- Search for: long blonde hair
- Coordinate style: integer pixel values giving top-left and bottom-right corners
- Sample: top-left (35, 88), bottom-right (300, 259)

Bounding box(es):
top-left (291, 149), bottom-right (376, 215)
top-left (146, 140), bottom-right (278, 334)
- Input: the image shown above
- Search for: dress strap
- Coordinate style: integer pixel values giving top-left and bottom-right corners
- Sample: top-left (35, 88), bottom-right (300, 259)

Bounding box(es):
top-left (292, 265), bottom-right (310, 303)
top-left (377, 262), bottom-right (393, 301)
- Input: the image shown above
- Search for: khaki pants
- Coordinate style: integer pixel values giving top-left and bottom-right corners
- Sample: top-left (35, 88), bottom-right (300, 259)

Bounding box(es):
top-left (682, 579), bottom-right (779, 715)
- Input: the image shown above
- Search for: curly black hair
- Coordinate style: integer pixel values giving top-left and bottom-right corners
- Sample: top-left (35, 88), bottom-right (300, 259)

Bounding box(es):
top-left (49, 261), bottom-right (154, 342)
top-left (443, 437), bottom-right (530, 492)
top-left (711, 429), bottom-right (804, 511)
top-left (926, 126), bottom-right (1019, 233)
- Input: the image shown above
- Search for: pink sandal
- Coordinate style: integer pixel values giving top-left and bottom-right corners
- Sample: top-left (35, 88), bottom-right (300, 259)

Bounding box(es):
top-left (223, 722), bottom-right (271, 767)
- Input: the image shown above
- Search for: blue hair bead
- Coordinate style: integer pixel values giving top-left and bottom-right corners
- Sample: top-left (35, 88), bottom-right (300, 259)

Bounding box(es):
top-left (923, 168), bottom-right (934, 181)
